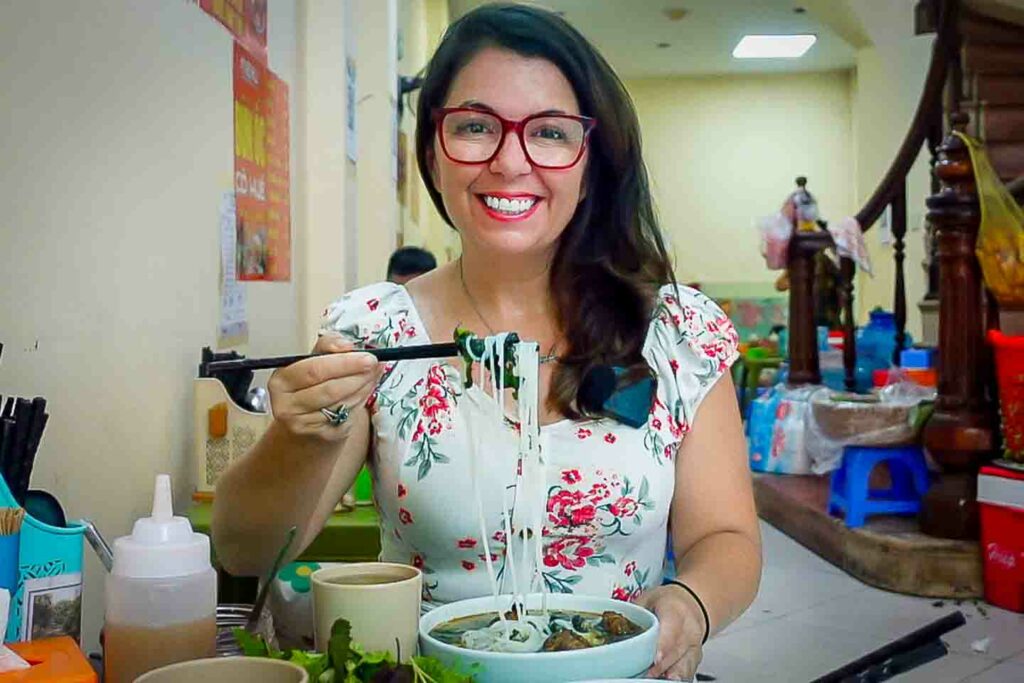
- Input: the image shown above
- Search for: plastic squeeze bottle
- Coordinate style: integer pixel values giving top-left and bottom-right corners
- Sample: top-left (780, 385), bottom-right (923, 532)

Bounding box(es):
top-left (103, 474), bottom-right (217, 683)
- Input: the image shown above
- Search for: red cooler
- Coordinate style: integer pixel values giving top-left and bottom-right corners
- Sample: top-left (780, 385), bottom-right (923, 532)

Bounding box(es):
top-left (979, 464), bottom-right (1024, 612)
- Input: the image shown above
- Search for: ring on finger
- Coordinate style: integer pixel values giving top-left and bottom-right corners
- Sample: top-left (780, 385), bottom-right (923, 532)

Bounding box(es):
top-left (320, 403), bottom-right (352, 426)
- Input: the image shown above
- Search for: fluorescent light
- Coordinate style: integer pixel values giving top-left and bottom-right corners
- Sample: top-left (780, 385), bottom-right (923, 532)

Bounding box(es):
top-left (732, 34), bottom-right (817, 59)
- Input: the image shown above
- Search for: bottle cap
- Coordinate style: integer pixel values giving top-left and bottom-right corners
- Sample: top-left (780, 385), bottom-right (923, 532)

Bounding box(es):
top-left (111, 475), bottom-right (212, 578)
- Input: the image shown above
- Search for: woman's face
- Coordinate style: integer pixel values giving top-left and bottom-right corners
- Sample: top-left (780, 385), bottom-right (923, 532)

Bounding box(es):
top-left (431, 47), bottom-right (588, 258)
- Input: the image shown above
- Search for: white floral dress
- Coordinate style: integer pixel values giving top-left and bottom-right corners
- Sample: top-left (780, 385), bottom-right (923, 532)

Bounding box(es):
top-left (320, 282), bottom-right (738, 609)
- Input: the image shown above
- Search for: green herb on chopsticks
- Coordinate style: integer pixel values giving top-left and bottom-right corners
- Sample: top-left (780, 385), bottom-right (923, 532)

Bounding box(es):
top-left (233, 617), bottom-right (476, 683)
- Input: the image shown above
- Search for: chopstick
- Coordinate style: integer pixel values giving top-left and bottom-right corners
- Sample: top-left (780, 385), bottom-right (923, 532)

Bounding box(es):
top-left (204, 342), bottom-right (463, 374)
top-left (5, 399), bottom-right (32, 503)
top-left (15, 399), bottom-right (47, 505)
top-left (0, 397), bottom-right (50, 506)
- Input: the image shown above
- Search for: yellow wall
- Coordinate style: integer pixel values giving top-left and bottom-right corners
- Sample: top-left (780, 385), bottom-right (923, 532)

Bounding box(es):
top-left (397, 0), bottom-right (459, 264)
top-left (627, 72), bottom-right (856, 287)
top-left (850, 35), bottom-right (935, 340)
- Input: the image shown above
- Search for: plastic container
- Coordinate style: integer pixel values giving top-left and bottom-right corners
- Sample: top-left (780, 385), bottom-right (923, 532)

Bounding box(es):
top-left (4, 636), bottom-right (97, 682)
top-left (820, 349), bottom-right (846, 392)
top-left (989, 330), bottom-right (1024, 461)
top-left (855, 310), bottom-right (914, 393)
top-left (978, 464), bottom-right (1024, 612)
top-left (103, 475), bottom-right (217, 683)
top-left (0, 533), bottom-right (18, 599)
top-left (0, 476), bottom-right (84, 644)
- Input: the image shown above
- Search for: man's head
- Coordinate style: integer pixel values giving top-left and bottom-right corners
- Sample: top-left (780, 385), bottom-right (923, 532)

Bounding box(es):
top-left (386, 246), bottom-right (438, 284)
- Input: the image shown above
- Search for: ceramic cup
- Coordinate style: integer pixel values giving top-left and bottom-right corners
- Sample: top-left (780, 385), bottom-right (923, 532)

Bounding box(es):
top-left (311, 562), bottom-right (422, 660)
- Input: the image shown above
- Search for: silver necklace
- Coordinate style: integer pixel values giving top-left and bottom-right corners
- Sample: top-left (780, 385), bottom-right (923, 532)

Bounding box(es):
top-left (458, 259), bottom-right (560, 365)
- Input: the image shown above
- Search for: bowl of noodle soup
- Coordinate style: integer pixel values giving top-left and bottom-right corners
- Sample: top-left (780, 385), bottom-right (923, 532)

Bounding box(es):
top-left (419, 592), bottom-right (659, 683)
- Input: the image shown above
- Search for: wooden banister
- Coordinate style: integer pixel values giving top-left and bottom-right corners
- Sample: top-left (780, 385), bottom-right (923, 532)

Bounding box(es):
top-left (786, 231), bottom-right (834, 386)
top-left (920, 112), bottom-right (998, 540)
top-left (891, 182), bottom-right (909, 365)
top-left (855, 0), bottom-right (959, 231)
top-left (839, 257), bottom-right (857, 391)
top-left (785, 1), bottom-right (960, 390)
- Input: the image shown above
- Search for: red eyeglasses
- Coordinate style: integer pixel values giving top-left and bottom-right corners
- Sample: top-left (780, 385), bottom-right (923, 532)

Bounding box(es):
top-left (433, 107), bottom-right (597, 170)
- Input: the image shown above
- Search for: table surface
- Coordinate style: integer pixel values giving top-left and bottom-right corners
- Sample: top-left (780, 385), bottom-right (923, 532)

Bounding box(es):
top-left (187, 501), bottom-right (382, 563)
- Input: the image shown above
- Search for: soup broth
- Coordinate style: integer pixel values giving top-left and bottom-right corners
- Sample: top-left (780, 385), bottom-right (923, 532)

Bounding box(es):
top-left (326, 571), bottom-right (412, 586)
top-left (429, 608), bottom-right (645, 653)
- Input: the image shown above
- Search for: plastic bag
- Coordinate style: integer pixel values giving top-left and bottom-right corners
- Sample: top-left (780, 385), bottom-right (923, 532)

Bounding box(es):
top-left (957, 132), bottom-right (1024, 306)
top-left (748, 384), bottom-right (821, 474)
top-left (758, 212), bottom-right (793, 270)
top-left (805, 380), bottom-right (934, 474)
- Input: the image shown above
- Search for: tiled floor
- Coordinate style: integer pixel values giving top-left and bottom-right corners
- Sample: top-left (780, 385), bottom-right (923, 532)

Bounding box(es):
top-left (698, 522), bottom-right (1024, 682)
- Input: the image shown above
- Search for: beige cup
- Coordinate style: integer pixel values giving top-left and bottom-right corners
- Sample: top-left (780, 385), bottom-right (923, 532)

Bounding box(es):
top-left (133, 657), bottom-right (308, 683)
top-left (311, 562), bottom-right (422, 660)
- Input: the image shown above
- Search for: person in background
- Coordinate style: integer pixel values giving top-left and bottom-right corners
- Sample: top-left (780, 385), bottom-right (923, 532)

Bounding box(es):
top-left (386, 246), bottom-right (437, 284)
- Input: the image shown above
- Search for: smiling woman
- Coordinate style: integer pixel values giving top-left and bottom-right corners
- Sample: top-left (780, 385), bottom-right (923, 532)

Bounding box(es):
top-left (213, 4), bottom-right (761, 681)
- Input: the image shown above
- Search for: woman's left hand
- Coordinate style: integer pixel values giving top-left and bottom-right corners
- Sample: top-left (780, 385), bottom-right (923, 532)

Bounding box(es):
top-left (637, 584), bottom-right (707, 680)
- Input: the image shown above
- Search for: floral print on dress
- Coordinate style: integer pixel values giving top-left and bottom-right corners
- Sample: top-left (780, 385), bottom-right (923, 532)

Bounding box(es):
top-left (611, 562), bottom-right (650, 603)
top-left (319, 282), bottom-right (737, 608)
top-left (412, 552), bottom-right (439, 602)
top-left (375, 363), bottom-right (459, 481)
top-left (547, 469), bottom-right (654, 538)
top-left (653, 288), bottom-right (739, 385)
top-left (644, 396), bottom-right (688, 464)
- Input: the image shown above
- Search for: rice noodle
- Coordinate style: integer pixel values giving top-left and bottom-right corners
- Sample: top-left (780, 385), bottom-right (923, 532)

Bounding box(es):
top-left (460, 334), bottom-right (547, 651)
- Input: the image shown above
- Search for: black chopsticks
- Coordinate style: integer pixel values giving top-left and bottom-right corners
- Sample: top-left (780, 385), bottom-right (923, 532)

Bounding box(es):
top-left (204, 342), bottom-right (463, 374)
top-left (0, 396), bottom-right (49, 506)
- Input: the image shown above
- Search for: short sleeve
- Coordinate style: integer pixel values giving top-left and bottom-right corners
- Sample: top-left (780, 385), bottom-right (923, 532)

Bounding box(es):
top-left (319, 282), bottom-right (425, 349)
top-left (643, 284), bottom-right (740, 435)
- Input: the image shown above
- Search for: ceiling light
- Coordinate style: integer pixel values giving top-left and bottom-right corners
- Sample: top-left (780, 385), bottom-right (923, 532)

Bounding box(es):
top-left (732, 34), bottom-right (817, 59)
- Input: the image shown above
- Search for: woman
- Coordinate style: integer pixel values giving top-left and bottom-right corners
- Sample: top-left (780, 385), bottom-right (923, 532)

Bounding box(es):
top-left (213, 4), bottom-right (761, 679)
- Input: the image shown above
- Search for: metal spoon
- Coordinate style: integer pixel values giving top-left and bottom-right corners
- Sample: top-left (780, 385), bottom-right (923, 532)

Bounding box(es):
top-left (246, 525), bottom-right (298, 633)
top-left (81, 518), bottom-right (113, 571)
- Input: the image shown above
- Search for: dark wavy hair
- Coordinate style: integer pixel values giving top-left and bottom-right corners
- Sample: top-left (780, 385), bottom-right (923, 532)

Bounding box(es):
top-left (415, 3), bottom-right (674, 417)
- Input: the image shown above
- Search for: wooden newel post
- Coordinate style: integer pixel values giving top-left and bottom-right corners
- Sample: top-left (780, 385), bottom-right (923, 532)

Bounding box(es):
top-left (921, 112), bottom-right (998, 540)
top-left (786, 231), bottom-right (834, 386)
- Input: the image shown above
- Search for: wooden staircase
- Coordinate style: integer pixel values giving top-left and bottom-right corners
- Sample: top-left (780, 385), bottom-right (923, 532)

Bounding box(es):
top-left (756, 0), bottom-right (1024, 599)
top-left (961, 7), bottom-right (1024, 182)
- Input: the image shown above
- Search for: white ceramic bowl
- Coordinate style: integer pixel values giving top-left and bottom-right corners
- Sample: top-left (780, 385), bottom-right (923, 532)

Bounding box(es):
top-left (133, 657), bottom-right (308, 683)
top-left (419, 593), bottom-right (659, 683)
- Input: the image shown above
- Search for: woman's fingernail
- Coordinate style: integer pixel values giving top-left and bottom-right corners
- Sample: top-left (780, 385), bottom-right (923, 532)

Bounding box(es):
top-left (656, 650), bottom-right (664, 663)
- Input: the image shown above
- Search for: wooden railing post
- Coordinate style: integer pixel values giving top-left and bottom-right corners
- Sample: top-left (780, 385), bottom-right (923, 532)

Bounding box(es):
top-left (839, 257), bottom-right (857, 391)
top-left (892, 182), bottom-right (909, 364)
top-left (786, 231), bottom-right (834, 386)
top-left (920, 112), bottom-right (998, 540)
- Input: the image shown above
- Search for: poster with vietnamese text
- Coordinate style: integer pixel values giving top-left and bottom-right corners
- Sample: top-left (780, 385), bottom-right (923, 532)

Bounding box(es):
top-left (199, 0), bottom-right (267, 64)
top-left (233, 42), bottom-right (290, 281)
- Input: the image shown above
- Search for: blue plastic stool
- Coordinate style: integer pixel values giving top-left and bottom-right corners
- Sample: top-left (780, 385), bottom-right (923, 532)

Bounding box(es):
top-left (828, 445), bottom-right (930, 528)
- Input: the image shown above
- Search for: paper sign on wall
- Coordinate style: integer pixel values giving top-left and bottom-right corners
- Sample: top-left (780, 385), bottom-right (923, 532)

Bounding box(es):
top-left (219, 192), bottom-right (248, 348)
top-left (233, 42), bottom-right (291, 281)
top-left (198, 0), bottom-right (268, 64)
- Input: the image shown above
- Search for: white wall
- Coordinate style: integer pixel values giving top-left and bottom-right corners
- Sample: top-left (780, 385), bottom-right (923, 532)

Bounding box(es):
top-left (627, 71), bottom-right (856, 287)
top-left (0, 0), bottom-right (303, 651)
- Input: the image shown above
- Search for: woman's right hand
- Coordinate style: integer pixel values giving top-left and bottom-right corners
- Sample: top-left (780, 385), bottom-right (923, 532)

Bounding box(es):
top-left (266, 332), bottom-right (380, 442)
